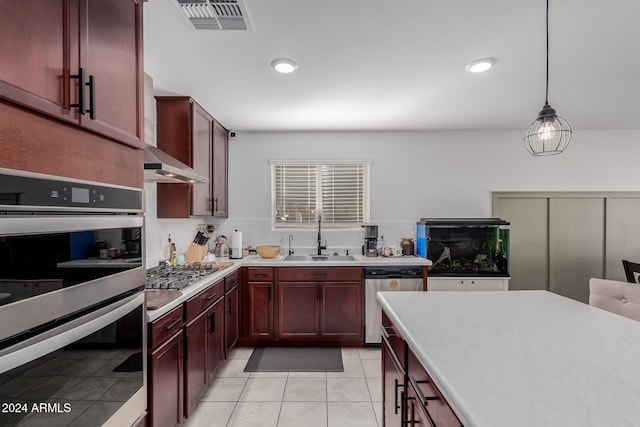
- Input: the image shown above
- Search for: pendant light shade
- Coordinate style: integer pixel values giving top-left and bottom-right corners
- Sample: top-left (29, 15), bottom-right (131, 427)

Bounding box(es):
top-left (523, 0), bottom-right (572, 155)
top-left (524, 102), bottom-right (572, 155)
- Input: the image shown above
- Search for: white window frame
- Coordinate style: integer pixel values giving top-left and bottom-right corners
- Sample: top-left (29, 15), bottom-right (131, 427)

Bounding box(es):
top-left (270, 160), bottom-right (371, 230)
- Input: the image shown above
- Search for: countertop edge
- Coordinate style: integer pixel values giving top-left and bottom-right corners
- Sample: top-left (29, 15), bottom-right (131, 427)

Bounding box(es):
top-left (146, 262), bottom-right (242, 322)
top-left (146, 255), bottom-right (431, 322)
top-left (240, 254), bottom-right (432, 267)
top-left (377, 291), bottom-right (472, 426)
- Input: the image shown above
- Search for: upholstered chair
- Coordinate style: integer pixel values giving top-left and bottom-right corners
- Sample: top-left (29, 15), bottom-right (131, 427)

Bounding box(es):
top-left (589, 278), bottom-right (640, 321)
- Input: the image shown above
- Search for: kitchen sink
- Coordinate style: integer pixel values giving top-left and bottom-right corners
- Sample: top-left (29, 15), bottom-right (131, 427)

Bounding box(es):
top-left (284, 255), bottom-right (355, 261)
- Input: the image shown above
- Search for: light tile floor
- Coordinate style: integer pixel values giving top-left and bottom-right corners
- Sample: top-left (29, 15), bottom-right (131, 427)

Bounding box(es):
top-left (183, 347), bottom-right (382, 427)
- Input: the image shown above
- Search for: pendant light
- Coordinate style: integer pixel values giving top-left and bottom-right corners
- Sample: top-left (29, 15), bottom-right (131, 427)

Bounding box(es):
top-left (523, 0), bottom-right (572, 156)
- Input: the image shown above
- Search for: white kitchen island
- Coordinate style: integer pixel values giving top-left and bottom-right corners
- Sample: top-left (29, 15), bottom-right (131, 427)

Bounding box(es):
top-left (377, 290), bottom-right (640, 427)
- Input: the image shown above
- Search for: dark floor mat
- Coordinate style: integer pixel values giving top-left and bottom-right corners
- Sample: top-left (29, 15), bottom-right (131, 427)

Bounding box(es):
top-left (243, 347), bottom-right (344, 372)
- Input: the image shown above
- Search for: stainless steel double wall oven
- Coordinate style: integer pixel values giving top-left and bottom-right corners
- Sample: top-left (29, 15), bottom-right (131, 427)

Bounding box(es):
top-left (0, 168), bottom-right (146, 427)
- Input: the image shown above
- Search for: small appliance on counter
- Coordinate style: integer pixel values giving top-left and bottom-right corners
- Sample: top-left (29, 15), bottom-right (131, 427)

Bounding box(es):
top-left (401, 237), bottom-right (415, 256)
top-left (230, 229), bottom-right (243, 259)
top-left (213, 235), bottom-right (230, 257)
top-left (362, 224), bottom-right (379, 257)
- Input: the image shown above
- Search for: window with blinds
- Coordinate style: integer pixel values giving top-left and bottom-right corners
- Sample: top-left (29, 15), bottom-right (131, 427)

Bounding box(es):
top-left (272, 161), bottom-right (370, 228)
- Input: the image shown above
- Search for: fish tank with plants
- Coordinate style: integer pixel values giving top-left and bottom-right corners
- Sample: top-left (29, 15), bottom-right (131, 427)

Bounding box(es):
top-left (419, 218), bottom-right (510, 276)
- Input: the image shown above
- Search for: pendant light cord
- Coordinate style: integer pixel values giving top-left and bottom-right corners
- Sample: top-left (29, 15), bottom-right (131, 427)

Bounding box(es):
top-left (545, 0), bottom-right (550, 105)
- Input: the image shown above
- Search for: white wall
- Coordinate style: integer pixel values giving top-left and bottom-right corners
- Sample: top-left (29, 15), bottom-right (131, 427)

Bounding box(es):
top-left (145, 129), bottom-right (640, 265)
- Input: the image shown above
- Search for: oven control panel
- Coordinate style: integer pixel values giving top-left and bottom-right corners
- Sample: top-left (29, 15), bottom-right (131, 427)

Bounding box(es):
top-left (0, 171), bottom-right (142, 211)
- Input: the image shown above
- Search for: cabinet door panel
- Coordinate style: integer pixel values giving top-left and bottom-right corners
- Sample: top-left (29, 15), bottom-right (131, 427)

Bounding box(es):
top-left (278, 282), bottom-right (319, 338)
top-left (0, 0), bottom-right (75, 122)
top-left (207, 299), bottom-right (225, 378)
top-left (467, 278), bottom-right (507, 291)
top-left (212, 120), bottom-right (228, 217)
top-left (184, 311), bottom-right (208, 417)
top-left (320, 282), bottom-right (362, 338)
top-left (383, 338), bottom-right (405, 427)
top-left (248, 282), bottom-right (273, 339)
top-left (149, 331), bottom-right (183, 427)
top-left (550, 198), bottom-right (605, 303)
top-left (225, 286), bottom-right (239, 352)
top-left (191, 103), bottom-right (212, 215)
top-left (79, 0), bottom-right (142, 147)
top-left (426, 278), bottom-right (466, 292)
top-left (493, 197), bottom-right (549, 291)
top-left (406, 384), bottom-right (435, 427)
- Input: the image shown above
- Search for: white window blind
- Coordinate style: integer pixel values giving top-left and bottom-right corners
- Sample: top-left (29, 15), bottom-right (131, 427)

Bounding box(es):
top-left (272, 161), bottom-right (370, 228)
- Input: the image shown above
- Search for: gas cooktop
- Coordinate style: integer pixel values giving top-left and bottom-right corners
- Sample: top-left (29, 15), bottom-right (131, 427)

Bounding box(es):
top-left (145, 263), bottom-right (219, 290)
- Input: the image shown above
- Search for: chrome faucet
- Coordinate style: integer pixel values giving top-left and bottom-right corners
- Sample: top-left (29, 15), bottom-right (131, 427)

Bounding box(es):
top-left (288, 234), bottom-right (294, 255)
top-left (317, 214), bottom-right (327, 255)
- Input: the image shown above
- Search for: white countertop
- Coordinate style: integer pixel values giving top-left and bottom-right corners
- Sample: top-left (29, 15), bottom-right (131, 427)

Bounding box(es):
top-left (377, 290), bottom-right (640, 427)
top-left (146, 261), bottom-right (242, 322)
top-left (146, 255), bottom-right (430, 322)
top-left (240, 254), bottom-right (432, 267)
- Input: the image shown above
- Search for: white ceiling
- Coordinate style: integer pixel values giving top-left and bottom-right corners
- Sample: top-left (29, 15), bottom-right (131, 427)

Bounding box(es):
top-left (143, 0), bottom-right (640, 132)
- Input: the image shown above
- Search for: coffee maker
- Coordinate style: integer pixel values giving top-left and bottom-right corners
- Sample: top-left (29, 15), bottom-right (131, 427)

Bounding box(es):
top-left (362, 225), bottom-right (379, 257)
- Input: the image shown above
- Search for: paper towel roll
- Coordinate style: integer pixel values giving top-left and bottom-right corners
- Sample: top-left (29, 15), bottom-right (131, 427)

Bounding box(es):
top-left (230, 230), bottom-right (243, 259)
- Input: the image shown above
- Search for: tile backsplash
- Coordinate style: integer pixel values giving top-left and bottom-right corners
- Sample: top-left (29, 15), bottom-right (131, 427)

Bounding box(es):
top-left (144, 183), bottom-right (416, 267)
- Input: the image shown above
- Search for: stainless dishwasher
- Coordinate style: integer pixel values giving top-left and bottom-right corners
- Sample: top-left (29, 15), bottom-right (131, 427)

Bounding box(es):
top-left (364, 266), bottom-right (424, 344)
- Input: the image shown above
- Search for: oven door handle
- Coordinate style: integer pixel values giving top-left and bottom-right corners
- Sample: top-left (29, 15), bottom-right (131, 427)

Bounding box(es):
top-left (0, 292), bottom-right (144, 373)
top-left (0, 215), bottom-right (143, 236)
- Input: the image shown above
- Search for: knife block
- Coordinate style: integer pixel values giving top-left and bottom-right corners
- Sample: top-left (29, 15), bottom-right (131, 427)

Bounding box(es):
top-left (185, 242), bottom-right (207, 263)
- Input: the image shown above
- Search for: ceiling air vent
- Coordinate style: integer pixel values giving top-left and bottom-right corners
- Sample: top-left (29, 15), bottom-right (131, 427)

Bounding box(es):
top-left (175, 0), bottom-right (253, 31)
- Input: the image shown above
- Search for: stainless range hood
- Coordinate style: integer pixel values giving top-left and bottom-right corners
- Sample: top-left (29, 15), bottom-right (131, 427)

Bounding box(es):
top-left (143, 144), bottom-right (209, 183)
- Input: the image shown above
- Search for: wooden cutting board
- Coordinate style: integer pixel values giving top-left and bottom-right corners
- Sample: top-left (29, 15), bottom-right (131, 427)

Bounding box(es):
top-left (146, 290), bottom-right (182, 310)
top-left (196, 261), bottom-right (234, 271)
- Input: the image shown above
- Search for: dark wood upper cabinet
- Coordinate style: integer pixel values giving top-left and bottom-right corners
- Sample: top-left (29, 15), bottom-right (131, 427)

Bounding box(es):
top-left (156, 96), bottom-right (229, 218)
top-left (0, 0), bottom-right (143, 149)
top-left (212, 120), bottom-right (228, 217)
top-left (76, 0), bottom-right (144, 147)
top-left (0, 0), bottom-right (73, 122)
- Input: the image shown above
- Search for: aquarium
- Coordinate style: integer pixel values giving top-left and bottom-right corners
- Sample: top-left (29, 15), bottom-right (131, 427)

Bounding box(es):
top-left (418, 218), bottom-right (509, 276)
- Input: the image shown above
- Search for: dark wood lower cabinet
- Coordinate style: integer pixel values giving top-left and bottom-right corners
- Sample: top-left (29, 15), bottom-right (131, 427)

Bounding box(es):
top-left (407, 349), bottom-right (462, 427)
top-left (184, 309), bottom-right (209, 417)
top-left (148, 276), bottom-right (230, 426)
top-left (277, 281), bottom-right (363, 342)
top-left (239, 267), bottom-right (363, 346)
top-left (320, 282), bottom-right (362, 339)
top-left (278, 282), bottom-right (319, 338)
top-left (207, 298), bottom-right (225, 378)
top-left (148, 330), bottom-right (184, 427)
top-left (247, 281), bottom-right (274, 340)
top-left (382, 311), bottom-right (463, 427)
top-left (383, 337), bottom-right (405, 427)
top-left (406, 381), bottom-right (435, 427)
top-left (184, 280), bottom-right (225, 417)
top-left (225, 285), bottom-right (239, 352)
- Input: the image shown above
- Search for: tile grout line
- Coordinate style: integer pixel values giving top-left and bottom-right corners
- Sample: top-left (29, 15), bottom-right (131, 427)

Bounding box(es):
top-left (225, 353), bottom-right (251, 427)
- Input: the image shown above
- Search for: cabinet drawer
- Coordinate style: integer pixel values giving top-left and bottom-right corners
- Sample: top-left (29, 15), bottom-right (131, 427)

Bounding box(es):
top-left (185, 279), bottom-right (224, 322)
top-left (149, 304), bottom-right (184, 350)
top-left (276, 267), bottom-right (362, 282)
top-left (382, 312), bottom-right (406, 370)
top-left (246, 267), bottom-right (273, 281)
top-left (408, 349), bottom-right (462, 427)
top-left (225, 269), bottom-right (240, 292)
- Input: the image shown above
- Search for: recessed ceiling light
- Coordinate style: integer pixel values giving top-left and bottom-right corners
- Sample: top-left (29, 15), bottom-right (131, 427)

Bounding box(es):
top-left (271, 58), bottom-right (298, 74)
top-left (465, 58), bottom-right (497, 73)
